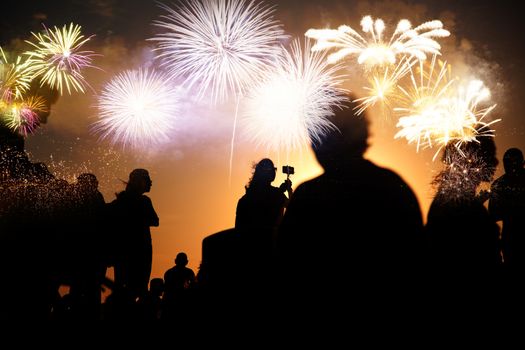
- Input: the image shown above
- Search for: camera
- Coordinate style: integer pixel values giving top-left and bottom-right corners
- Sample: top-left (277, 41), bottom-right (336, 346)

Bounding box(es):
top-left (282, 165), bottom-right (295, 176)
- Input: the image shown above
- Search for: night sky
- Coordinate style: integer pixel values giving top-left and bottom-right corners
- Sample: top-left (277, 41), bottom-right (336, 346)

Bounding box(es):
top-left (2, 0), bottom-right (524, 279)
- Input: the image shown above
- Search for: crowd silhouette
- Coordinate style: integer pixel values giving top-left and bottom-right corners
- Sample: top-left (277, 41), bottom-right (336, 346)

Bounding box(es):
top-left (1, 94), bottom-right (525, 321)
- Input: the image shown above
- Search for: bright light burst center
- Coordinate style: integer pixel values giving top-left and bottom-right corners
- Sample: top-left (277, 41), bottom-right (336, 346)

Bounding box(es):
top-left (92, 68), bottom-right (180, 149)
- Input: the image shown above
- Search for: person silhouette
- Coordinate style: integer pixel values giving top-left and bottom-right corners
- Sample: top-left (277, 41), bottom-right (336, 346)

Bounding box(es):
top-left (67, 173), bottom-right (106, 319)
top-left (235, 158), bottom-right (293, 234)
top-left (137, 277), bottom-right (164, 321)
top-left (234, 158), bottom-right (293, 293)
top-left (275, 96), bottom-right (425, 316)
top-left (162, 252), bottom-right (196, 320)
top-left (426, 136), bottom-right (501, 307)
top-left (110, 168), bottom-right (159, 303)
top-left (489, 148), bottom-right (525, 282)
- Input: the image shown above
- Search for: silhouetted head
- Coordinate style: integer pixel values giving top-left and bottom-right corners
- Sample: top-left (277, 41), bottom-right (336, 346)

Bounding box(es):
top-left (126, 168), bottom-right (152, 194)
top-left (434, 136), bottom-right (498, 196)
top-left (149, 278), bottom-right (164, 296)
top-left (29, 162), bottom-right (54, 184)
top-left (311, 96), bottom-right (369, 172)
top-left (175, 252), bottom-right (188, 266)
top-left (77, 173), bottom-right (99, 192)
top-left (503, 148), bottom-right (524, 175)
top-left (444, 137), bottom-right (498, 182)
top-left (0, 125), bottom-right (24, 152)
top-left (247, 158), bottom-right (277, 188)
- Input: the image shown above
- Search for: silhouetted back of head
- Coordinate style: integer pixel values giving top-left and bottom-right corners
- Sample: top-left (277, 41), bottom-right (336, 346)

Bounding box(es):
top-left (149, 278), bottom-right (164, 295)
top-left (175, 252), bottom-right (188, 266)
top-left (248, 158), bottom-right (276, 188)
top-left (29, 162), bottom-right (54, 183)
top-left (503, 147), bottom-right (524, 174)
top-left (77, 173), bottom-right (98, 190)
top-left (312, 96), bottom-right (369, 171)
top-left (126, 168), bottom-right (152, 194)
top-left (434, 136), bottom-right (498, 194)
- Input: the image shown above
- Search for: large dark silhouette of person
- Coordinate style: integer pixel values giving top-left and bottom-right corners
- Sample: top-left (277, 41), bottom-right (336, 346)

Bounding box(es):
top-left (198, 161), bottom-right (293, 316)
top-left (489, 148), bottom-right (525, 283)
top-left (274, 96), bottom-right (425, 316)
top-left (162, 252), bottom-right (196, 320)
top-left (109, 168), bottom-right (159, 304)
top-left (426, 136), bottom-right (501, 308)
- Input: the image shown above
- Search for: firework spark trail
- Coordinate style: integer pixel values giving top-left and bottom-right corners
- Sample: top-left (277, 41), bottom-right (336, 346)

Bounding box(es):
top-left (24, 23), bottom-right (98, 95)
top-left (92, 68), bottom-right (180, 150)
top-left (0, 47), bottom-right (34, 103)
top-left (394, 56), bottom-right (456, 152)
top-left (394, 57), bottom-right (500, 160)
top-left (151, 0), bottom-right (287, 184)
top-left (305, 15), bottom-right (450, 68)
top-left (240, 39), bottom-right (348, 154)
top-left (432, 137), bottom-right (498, 202)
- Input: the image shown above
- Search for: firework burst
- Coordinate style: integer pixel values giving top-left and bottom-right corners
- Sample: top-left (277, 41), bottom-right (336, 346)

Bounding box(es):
top-left (432, 136), bottom-right (498, 201)
top-left (24, 23), bottom-right (97, 95)
top-left (353, 55), bottom-right (415, 115)
top-left (2, 96), bottom-right (48, 136)
top-left (240, 39), bottom-right (347, 153)
top-left (92, 68), bottom-right (181, 149)
top-left (1, 47), bottom-right (34, 103)
top-left (305, 15), bottom-right (450, 68)
top-left (150, 0), bottom-right (287, 104)
top-left (395, 57), bottom-right (500, 160)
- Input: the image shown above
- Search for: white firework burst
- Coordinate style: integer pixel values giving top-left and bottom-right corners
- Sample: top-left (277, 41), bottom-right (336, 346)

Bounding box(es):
top-left (305, 15), bottom-right (450, 67)
top-left (150, 0), bottom-right (287, 104)
top-left (240, 38), bottom-right (348, 153)
top-left (92, 68), bottom-right (180, 149)
top-left (395, 57), bottom-right (500, 160)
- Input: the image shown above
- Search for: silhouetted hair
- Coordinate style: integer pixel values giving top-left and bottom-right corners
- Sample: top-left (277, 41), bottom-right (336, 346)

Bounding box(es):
top-left (246, 158), bottom-right (276, 190)
top-left (433, 136), bottom-right (498, 194)
top-left (175, 252), bottom-right (188, 266)
top-left (77, 173), bottom-right (98, 188)
top-left (125, 168), bottom-right (150, 192)
top-left (149, 278), bottom-right (164, 294)
top-left (503, 147), bottom-right (523, 163)
top-left (502, 147), bottom-right (524, 174)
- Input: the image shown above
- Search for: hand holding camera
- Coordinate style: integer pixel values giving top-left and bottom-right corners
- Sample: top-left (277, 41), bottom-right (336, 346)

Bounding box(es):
top-left (280, 165), bottom-right (294, 195)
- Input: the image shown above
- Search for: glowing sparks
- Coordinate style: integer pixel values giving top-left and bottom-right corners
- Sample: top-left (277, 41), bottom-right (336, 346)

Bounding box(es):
top-left (24, 23), bottom-right (97, 94)
top-left (394, 57), bottom-right (500, 160)
top-left (305, 16), bottom-right (450, 67)
top-left (353, 56), bottom-right (415, 115)
top-left (150, 0), bottom-right (287, 104)
top-left (240, 39), bottom-right (347, 153)
top-left (394, 56), bottom-right (456, 152)
top-left (0, 48), bottom-right (33, 102)
top-left (432, 137), bottom-right (498, 200)
top-left (1, 96), bottom-right (48, 136)
top-left (92, 68), bottom-right (180, 149)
